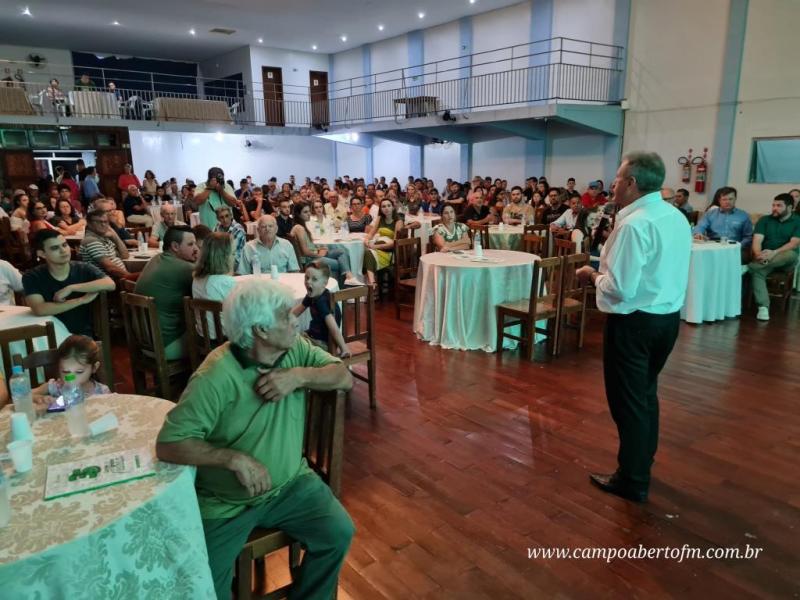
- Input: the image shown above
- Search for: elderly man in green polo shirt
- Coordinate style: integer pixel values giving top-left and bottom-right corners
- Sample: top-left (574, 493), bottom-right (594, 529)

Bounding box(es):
top-left (156, 278), bottom-right (354, 599)
top-left (194, 166), bottom-right (239, 229)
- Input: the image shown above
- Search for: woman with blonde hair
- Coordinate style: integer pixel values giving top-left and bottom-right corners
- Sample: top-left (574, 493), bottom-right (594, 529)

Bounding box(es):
top-left (192, 232), bottom-right (236, 339)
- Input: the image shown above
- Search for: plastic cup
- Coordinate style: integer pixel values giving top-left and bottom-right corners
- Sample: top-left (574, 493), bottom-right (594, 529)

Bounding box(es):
top-left (10, 413), bottom-right (33, 442)
top-left (88, 412), bottom-right (119, 437)
top-left (7, 440), bottom-right (33, 473)
top-left (270, 265), bottom-right (279, 280)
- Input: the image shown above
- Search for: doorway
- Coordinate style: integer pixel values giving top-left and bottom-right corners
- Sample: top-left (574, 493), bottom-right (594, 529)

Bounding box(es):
top-left (309, 70), bottom-right (329, 129)
top-left (261, 66), bottom-right (285, 126)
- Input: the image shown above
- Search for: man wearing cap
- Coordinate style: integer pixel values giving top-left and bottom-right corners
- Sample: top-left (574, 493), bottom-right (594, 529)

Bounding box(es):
top-left (581, 181), bottom-right (607, 210)
top-left (26, 184), bottom-right (40, 203)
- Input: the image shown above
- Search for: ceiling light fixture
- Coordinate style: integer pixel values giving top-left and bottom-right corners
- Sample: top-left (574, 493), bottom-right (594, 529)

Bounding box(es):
top-left (378, 24), bottom-right (384, 31)
top-left (469, 0), bottom-right (476, 4)
top-left (21, 6), bottom-right (32, 16)
top-left (340, 35), bottom-right (347, 42)
top-left (257, 37), bottom-right (263, 43)
top-left (189, 28), bottom-right (196, 36)
top-left (418, 11), bottom-right (425, 19)
top-left (112, 20), bottom-right (120, 26)
top-left (311, 44), bottom-right (318, 50)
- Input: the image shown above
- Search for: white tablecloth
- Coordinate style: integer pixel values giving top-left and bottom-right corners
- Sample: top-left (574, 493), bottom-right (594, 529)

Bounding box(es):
top-left (488, 224), bottom-right (524, 251)
top-left (680, 241), bottom-right (742, 323)
top-left (0, 394), bottom-right (214, 598)
top-left (403, 213), bottom-right (440, 254)
top-left (67, 91), bottom-right (120, 119)
top-left (413, 249), bottom-right (539, 352)
top-left (0, 306), bottom-right (70, 376)
top-left (123, 248), bottom-right (161, 273)
top-left (237, 273), bottom-right (338, 332)
top-left (313, 232), bottom-right (366, 274)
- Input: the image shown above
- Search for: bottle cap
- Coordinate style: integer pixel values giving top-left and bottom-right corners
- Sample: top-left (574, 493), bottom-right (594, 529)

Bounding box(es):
top-left (64, 373), bottom-right (76, 382)
top-left (11, 365), bottom-right (22, 374)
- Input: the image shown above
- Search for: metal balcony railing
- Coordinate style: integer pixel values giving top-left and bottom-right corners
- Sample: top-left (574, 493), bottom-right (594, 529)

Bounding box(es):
top-left (0, 36), bottom-right (623, 128)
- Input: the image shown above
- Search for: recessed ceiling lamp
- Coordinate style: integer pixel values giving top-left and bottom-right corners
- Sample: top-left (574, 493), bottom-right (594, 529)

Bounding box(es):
top-left (257, 37), bottom-right (263, 43)
top-left (340, 35), bottom-right (347, 42)
top-left (311, 44), bottom-right (318, 50)
top-left (112, 20), bottom-right (121, 26)
top-left (189, 28), bottom-right (196, 36)
top-left (418, 11), bottom-right (425, 19)
top-left (469, 0), bottom-right (476, 4)
top-left (21, 6), bottom-right (32, 16)
top-left (378, 24), bottom-right (384, 31)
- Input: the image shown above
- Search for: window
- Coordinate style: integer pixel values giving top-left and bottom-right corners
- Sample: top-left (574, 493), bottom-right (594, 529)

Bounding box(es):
top-left (749, 137), bottom-right (800, 184)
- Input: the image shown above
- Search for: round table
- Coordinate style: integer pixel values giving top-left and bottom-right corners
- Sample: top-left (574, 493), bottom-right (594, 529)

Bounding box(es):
top-left (414, 249), bottom-right (539, 352)
top-left (0, 306), bottom-right (70, 377)
top-left (313, 232), bottom-right (366, 274)
top-left (123, 248), bottom-right (161, 273)
top-left (237, 273), bottom-right (339, 332)
top-left (403, 213), bottom-right (440, 253)
top-left (680, 241), bottom-right (742, 323)
top-left (488, 224), bottom-right (524, 250)
top-left (0, 394), bottom-right (215, 599)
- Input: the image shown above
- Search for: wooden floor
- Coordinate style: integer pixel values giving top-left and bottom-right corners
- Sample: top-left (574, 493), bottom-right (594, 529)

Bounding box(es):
top-left (114, 298), bottom-right (800, 598)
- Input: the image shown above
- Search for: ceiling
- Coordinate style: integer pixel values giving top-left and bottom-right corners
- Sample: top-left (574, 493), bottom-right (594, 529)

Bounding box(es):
top-left (0, 0), bottom-right (524, 63)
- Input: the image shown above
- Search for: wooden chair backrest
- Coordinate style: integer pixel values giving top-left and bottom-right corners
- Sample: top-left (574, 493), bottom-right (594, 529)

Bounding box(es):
top-left (527, 257), bottom-right (562, 317)
top-left (430, 218), bottom-right (442, 228)
top-left (468, 224), bottom-right (489, 249)
top-left (183, 296), bottom-right (225, 370)
top-left (91, 291), bottom-right (114, 387)
top-left (553, 237), bottom-right (577, 257)
top-left (534, 206), bottom-right (546, 224)
top-left (303, 390), bottom-right (346, 497)
top-left (120, 279), bottom-right (136, 293)
top-left (0, 322), bottom-right (58, 386)
top-left (524, 224), bottom-right (549, 257)
top-left (523, 233), bottom-right (546, 257)
top-left (560, 253), bottom-right (590, 302)
top-left (394, 237), bottom-right (421, 283)
top-left (120, 292), bottom-right (166, 364)
top-left (328, 285), bottom-right (374, 348)
top-left (396, 227), bottom-right (412, 240)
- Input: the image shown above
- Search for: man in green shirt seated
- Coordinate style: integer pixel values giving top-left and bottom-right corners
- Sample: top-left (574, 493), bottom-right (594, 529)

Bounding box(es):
top-left (156, 279), bottom-right (354, 599)
top-left (134, 225), bottom-right (197, 358)
top-left (749, 193), bottom-right (800, 321)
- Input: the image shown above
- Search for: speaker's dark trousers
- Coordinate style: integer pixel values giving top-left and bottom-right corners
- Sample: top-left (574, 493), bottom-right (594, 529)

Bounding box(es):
top-left (603, 310), bottom-right (680, 491)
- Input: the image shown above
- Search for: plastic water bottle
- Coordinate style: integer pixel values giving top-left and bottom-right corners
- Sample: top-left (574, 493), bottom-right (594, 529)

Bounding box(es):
top-left (9, 366), bottom-right (35, 426)
top-left (252, 252), bottom-right (261, 275)
top-left (474, 233), bottom-right (484, 258)
top-left (137, 231), bottom-right (146, 253)
top-left (341, 219), bottom-right (349, 236)
top-left (63, 374), bottom-right (89, 438)
top-left (0, 471), bottom-right (10, 528)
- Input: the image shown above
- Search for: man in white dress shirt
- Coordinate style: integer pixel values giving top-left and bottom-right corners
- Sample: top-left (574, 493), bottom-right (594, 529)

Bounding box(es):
top-left (576, 151), bottom-right (691, 503)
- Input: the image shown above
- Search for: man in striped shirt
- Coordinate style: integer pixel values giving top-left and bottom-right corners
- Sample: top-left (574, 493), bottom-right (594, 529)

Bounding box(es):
top-left (79, 209), bottom-right (138, 282)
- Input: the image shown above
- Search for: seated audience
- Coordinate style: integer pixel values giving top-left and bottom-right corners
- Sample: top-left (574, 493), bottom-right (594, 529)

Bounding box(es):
top-left (93, 197), bottom-right (137, 248)
top-left (363, 199), bottom-right (404, 289)
top-left (693, 188), bottom-right (753, 253)
top-left (60, 173), bottom-right (81, 212)
top-left (50, 198), bottom-right (85, 236)
top-left (214, 206), bottom-right (247, 273)
top-left (141, 170), bottom-right (159, 195)
top-left (31, 335), bottom-right (110, 415)
top-left (276, 198), bottom-right (294, 238)
top-left (660, 187), bottom-right (675, 202)
top-left (421, 188), bottom-right (444, 215)
top-left (432, 205), bottom-right (471, 252)
top-left (24, 230), bottom-right (115, 336)
top-left (310, 200), bottom-right (334, 233)
top-left (155, 278), bottom-right (354, 599)
top-left (324, 190), bottom-right (348, 224)
top-left (292, 203), bottom-right (360, 286)
top-left (192, 232), bottom-right (237, 337)
top-left (81, 167), bottom-right (101, 204)
top-left (123, 185), bottom-right (154, 227)
top-left (117, 164), bottom-right (141, 199)
top-left (0, 259), bottom-right (23, 305)
top-left (461, 188), bottom-right (493, 226)
top-left (148, 204), bottom-right (185, 247)
top-left (135, 225), bottom-right (198, 359)
top-left (748, 193), bottom-right (800, 321)
top-left (344, 198), bottom-right (372, 233)
top-left (674, 188), bottom-right (694, 219)
top-left (27, 199), bottom-right (59, 243)
top-left (541, 189), bottom-right (570, 225)
top-left (193, 224), bottom-right (213, 250)
top-left (57, 183), bottom-right (82, 216)
top-left (79, 209), bottom-right (136, 281)
top-left (293, 261), bottom-right (349, 357)
top-left (502, 186), bottom-right (533, 225)
top-left (10, 192), bottom-right (30, 237)
top-left (239, 215), bottom-right (299, 275)
top-left (581, 180), bottom-right (606, 209)
top-left (244, 186), bottom-right (272, 221)
top-left (550, 195), bottom-right (582, 235)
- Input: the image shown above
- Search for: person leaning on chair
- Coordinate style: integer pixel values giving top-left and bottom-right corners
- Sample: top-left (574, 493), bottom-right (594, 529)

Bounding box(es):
top-left (748, 192), bottom-right (800, 322)
top-left (575, 151), bottom-right (691, 503)
top-left (155, 278), bottom-right (354, 599)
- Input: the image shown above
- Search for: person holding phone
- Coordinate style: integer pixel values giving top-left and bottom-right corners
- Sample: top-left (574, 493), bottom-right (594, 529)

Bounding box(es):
top-left (194, 166), bottom-right (238, 229)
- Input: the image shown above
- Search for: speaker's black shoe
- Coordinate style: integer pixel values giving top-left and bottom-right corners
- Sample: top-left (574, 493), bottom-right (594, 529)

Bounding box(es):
top-left (589, 472), bottom-right (648, 503)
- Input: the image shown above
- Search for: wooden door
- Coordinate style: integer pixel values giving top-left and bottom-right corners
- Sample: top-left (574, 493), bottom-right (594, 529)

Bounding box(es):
top-left (310, 70), bottom-right (329, 128)
top-left (0, 151), bottom-right (36, 191)
top-left (262, 66), bottom-right (285, 126)
top-left (95, 149), bottom-right (131, 202)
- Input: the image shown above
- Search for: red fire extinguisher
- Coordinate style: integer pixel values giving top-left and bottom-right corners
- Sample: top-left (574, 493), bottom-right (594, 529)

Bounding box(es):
top-left (693, 148), bottom-right (708, 194)
top-left (678, 149), bottom-right (692, 183)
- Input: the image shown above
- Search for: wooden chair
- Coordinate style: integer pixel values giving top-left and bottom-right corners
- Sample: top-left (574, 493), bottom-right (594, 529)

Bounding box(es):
top-left (183, 297), bottom-right (225, 370)
top-left (396, 226), bottom-right (412, 240)
top-left (329, 286), bottom-right (376, 409)
top-left (523, 233), bottom-right (547, 257)
top-left (766, 267), bottom-right (797, 312)
top-left (496, 256), bottom-right (562, 361)
top-left (425, 241), bottom-right (438, 254)
top-left (120, 279), bottom-right (137, 293)
top-left (0, 322), bottom-right (58, 386)
top-left (689, 211), bottom-right (700, 226)
top-left (468, 224), bottom-right (489, 250)
top-left (13, 341), bottom-right (109, 389)
top-left (236, 390), bottom-right (346, 600)
top-left (120, 291), bottom-right (191, 401)
top-left (534, 206), bottom-right (546, 224)
top-left (524, 224), bottom-right (550, 257)
top-left (91, 291), bottom-right (114, 387)
top-left (393, 237), bottom-right (421, 320)
top-left (553, 238), bottom-right (577, 257)
top-left (555, 253), bottom-right (590, 356)
top-left (430, 218), bottom-right (442, 228)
